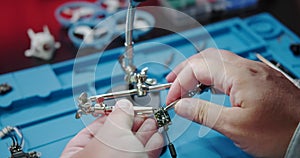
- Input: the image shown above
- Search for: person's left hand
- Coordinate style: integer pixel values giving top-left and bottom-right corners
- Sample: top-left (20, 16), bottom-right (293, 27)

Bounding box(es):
top-left (61, 99), bottom-right (163, 158)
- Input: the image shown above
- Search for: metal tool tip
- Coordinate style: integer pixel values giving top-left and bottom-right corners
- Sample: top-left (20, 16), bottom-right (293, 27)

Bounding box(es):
top-left (164, 100), bottom-right (178, 111)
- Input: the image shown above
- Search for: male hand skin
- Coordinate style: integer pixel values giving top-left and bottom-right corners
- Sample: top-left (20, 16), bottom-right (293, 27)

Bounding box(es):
top-left (166, 48), bottom-right (300, 158)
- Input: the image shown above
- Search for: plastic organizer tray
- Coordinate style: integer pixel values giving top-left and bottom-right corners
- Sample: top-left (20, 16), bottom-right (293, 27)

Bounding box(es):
top-left (1, 13), bottom-right (299, 158)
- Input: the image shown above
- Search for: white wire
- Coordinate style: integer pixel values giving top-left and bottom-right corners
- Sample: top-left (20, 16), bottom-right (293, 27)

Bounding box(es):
top-left (13, 127), bottom-right (24, 148)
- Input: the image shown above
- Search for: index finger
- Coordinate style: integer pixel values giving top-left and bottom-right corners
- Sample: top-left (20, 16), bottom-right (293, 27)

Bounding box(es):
top-left (166, 48), bottom-right (244, 104)
top-left (166, 48), bottom-right (243, 82)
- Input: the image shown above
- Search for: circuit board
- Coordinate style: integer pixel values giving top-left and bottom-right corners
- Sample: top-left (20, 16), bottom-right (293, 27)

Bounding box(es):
top-left (0, 13), bottom-right (299, 158)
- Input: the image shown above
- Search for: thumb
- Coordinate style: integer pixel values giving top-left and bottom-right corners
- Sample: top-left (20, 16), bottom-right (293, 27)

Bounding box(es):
top-left (104, 99), bottom-right (134, 130)
top-left (92, 99), bottom-right (142, 152)
top-left (175, 98), bottom-right (228, 133)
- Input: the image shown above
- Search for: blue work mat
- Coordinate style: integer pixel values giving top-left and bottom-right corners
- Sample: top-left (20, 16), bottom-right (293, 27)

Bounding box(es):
top-left (0, 13), bottom-right (299, 158)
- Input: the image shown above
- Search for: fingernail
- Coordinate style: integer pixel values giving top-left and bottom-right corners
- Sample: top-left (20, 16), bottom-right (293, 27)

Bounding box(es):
top-left (116, 99), bottom-right (133, 115)
top-left (165, 73), bottom-right (171, 79)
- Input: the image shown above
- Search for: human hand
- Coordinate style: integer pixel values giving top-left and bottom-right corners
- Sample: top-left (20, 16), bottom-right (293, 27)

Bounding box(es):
top-left (61, 99), bottom-right (163, 158)
top-left (166, 48), bottom-right (300, 158)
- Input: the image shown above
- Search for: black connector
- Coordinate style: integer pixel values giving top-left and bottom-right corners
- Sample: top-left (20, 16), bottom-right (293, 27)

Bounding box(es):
top-left (10, 146), bottom-right (40, 158)
top-left (168, 143), bottom-right (177, 158)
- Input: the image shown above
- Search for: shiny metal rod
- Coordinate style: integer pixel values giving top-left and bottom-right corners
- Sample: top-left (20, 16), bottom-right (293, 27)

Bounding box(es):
top-left (89, 83), bottom-right (173, 101)
top-left (164, 100), bottom-right (179, 111)
top-left (123, 1), bottom-right (136, 72)
top-left (93, 105), bottom-right (155, 116)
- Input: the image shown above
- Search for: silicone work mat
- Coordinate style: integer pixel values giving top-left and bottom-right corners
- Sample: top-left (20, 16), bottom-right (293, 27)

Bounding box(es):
top-left (0, 13), bottom-right (299, 157)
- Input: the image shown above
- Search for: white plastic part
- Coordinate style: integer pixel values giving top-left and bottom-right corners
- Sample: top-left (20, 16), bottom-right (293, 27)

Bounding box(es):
top-left (74, 25), bottom-right (109, 44)
top-left (25, 26), bottom-right (61, 60)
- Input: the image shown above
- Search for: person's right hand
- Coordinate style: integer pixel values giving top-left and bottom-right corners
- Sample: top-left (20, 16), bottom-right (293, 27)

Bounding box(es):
top-left (166, 48), bottom-right (300, 158)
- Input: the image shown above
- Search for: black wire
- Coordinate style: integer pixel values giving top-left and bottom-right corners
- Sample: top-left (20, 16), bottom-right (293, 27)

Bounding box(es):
top-left (13, 135), bottom-right (19, 146)
top-left (14, 135), bottom-right (20, 146)
top-left (9, 136), bottom-right (15, 147)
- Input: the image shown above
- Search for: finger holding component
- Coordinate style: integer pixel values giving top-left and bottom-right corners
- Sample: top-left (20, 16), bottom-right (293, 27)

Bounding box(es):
top-left (164, 83), bottom-right (210, 111)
